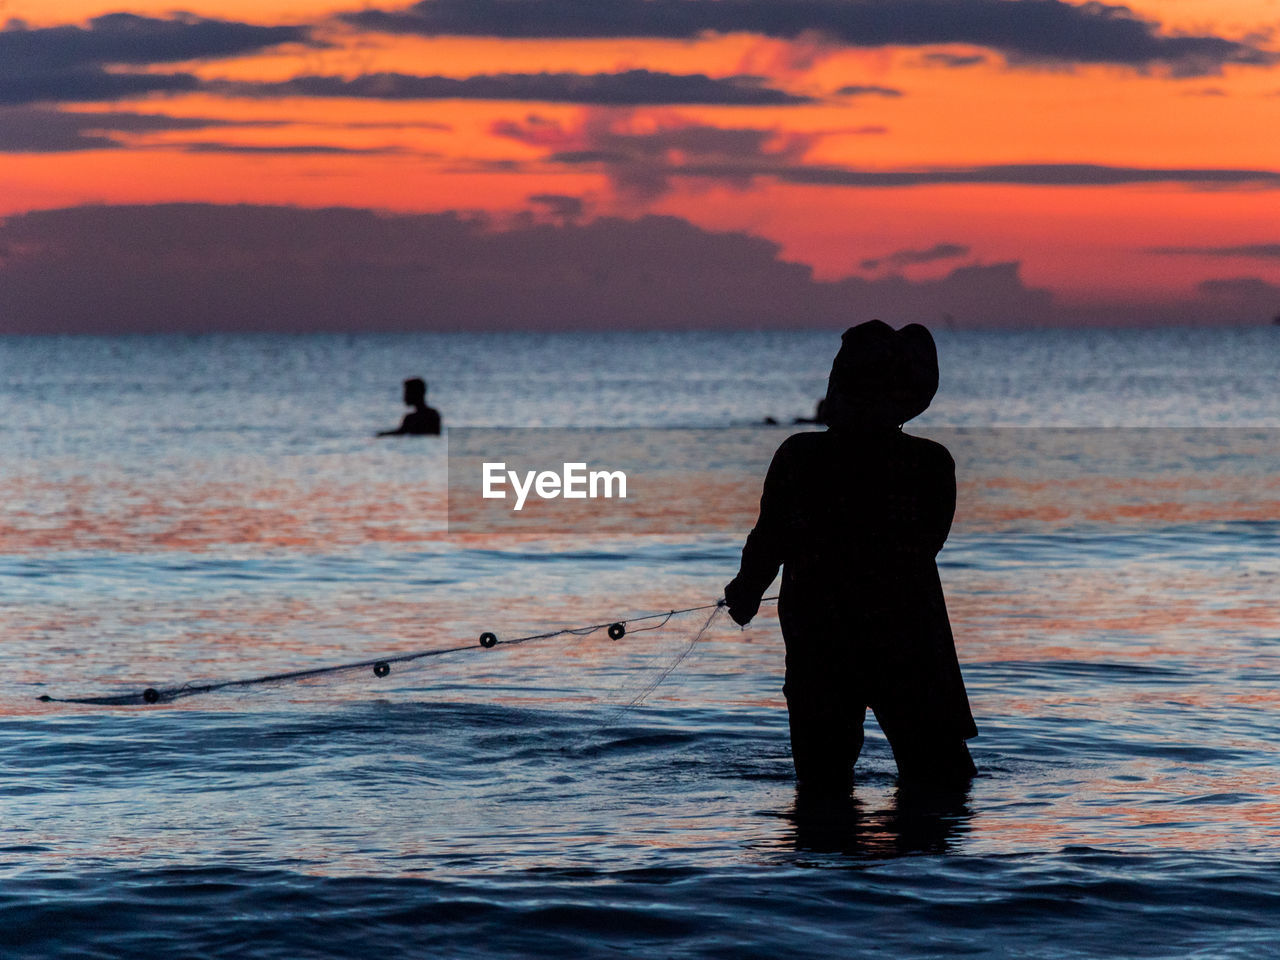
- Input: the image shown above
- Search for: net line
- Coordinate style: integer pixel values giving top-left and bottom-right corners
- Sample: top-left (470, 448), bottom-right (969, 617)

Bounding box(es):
top-left (601, 602), bottom-right (725, 722)
top-left (37, 596), bottom-right (777, 707)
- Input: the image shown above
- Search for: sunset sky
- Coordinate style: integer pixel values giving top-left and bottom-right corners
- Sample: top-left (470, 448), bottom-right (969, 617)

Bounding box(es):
top-left (2, 0), bottom-right (1278, 331)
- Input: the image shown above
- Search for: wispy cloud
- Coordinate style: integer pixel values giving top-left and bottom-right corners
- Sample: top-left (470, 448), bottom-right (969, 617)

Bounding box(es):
top-left (1150, 243), bottom-right (1280, 258)
top-left (1198, 276), bottom-right (1280, 297)
top-left (833, 85), bottom-right (902, 97)
top-left (861, 242), bottom-right (970, 270)
top-left (176, 141), bottom-right (401, 155)
top-left (218, 69), bottom-right (810, 106)
top-left (0, 106), bottom-right (265, 152)
top-left (920, 51), bottom-right (988, 68)
top-left (768, 163), bottom-right (1280, 187)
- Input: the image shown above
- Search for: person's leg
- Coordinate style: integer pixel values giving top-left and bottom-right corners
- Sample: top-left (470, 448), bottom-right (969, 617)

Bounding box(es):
top-left (873, 701), bottom-right (975, 789)
top-left (784, 677), bottom-right (866, 792)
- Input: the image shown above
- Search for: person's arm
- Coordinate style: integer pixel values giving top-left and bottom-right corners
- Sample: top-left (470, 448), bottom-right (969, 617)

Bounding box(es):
top-left (377, 414), bottom-right (410, 437)
top-left (922, 444), bottom-right (956, 556)
top-left (724, 439), bottom-right (795, 625)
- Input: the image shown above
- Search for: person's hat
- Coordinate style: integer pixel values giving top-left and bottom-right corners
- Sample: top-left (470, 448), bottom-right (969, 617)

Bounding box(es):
top-left (827, 319), bottom-right (938, 425)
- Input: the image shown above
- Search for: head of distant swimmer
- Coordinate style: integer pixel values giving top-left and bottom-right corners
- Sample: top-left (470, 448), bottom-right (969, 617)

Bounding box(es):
top-left (403, 377), bottom-right (427, 407)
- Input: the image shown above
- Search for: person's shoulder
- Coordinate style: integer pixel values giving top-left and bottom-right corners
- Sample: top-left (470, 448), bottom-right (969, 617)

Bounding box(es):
top-left (775, 430), bottom-right (827, 457)
top-left (403, 409), bottom-right (441, 434)
top-left (899, 430), bottom-right (954, 467)
top-left (767, 431), bottom-right (830, 473)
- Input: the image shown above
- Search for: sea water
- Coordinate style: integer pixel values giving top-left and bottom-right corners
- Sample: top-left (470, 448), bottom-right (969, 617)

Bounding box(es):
top-left (1, 328), bottom-right (1278, 958)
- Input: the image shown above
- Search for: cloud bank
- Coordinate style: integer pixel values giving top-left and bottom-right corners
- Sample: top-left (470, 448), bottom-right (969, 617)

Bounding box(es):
top-left (2, 204), bottom-right (1272, 332)
top-left (0, 203), bottom-right (1054, 333)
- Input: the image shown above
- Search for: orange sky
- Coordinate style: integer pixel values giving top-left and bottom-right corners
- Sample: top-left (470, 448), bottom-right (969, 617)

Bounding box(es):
top-left (2, 0), bottom-right (1279, 326)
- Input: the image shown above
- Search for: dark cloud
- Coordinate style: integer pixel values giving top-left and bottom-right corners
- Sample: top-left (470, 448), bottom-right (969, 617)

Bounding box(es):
top-left (0, 12), bottom-right (309, 69)
top-left (1150, 243), bottom-right (1280, 258)
top-left (0, 203), bottom-right (1057, 333)
top-left (840, 260), bottom-right (1055, 326)
top-left (920, 51), bottom-right (988, 67)
top-left (861, 242), bottom-right (970, 270)
top-left (0, 69), bottom-right (198, 105)
top-left (1054, 275), bottom-right (1280, 325)
top-left (1197, 276), bottom-right (1280, 298)
top-left (833, 84), bottom-right (902, 97)
top-left (342, 0), bottom-right (1277, 75)
top-left (0, 13), bottom-right (311, 104)
top-left (768, 162), bottom-right (1280, 188)
top-left (221, 69), bottom-right (809, 105)
top-left (0, 106), bottom-right (255, 152)
top-left (1192, 276), bottom-right (1280, 323)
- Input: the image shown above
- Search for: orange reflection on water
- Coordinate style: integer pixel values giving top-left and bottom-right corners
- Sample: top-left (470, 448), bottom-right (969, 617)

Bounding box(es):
top-left (951, 590), bottom-right (1278, 667)
top-left (957, 474), bottom-right (1280, 531)
top-left (0, 476), bottom-right (448, 552)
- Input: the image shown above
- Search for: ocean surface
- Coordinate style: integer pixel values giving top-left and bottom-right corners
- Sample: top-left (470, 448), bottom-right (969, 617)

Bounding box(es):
top-left (2, 328), bottom-right (1278, 958)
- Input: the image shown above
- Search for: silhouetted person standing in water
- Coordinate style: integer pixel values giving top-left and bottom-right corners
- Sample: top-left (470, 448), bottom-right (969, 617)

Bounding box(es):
top-left (378, 377), bottom-right (441, 436)
top-left (725, 320), bottom-right (976, 792)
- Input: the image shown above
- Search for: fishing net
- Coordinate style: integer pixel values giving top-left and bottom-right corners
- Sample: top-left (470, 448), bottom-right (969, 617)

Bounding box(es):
top-left (39, 599), bottom-right (774, 710)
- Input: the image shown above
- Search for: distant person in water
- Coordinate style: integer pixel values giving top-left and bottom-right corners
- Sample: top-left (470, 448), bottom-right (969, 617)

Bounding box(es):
top-left (725, 320), bottom-right (976, 792)
top-left (377, 377), bottom-right (441, 436)
top-left (763, 399), bottom-right (825, 427)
